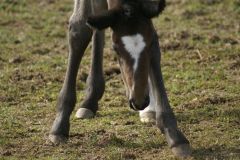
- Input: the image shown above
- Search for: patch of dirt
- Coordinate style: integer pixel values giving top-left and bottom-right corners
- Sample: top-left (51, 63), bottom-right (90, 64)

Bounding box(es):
top-left (182, 9), bottom-right (208, 19)
top-left (229, 60), bottom-right (240, 69)
top-left (0, 143), bottom-right (16, 157)
top-left (227, 53), bottom-right (240, 60)
top-left (208, 35), bottom-right (239, 45)
top-left (0, 151), bottom-right (12, 157)
top-left (197, 54), bottom-right (221, 64)
top-left (207, 55), bottom-right (221, 62)
top-left (121, 152), bottom-right (137, 160)
top-left (0, 20), bottom-right (17, 26)
top-left (124, 121), bottom-right (135, 125)
top-left (161, 40), bottom-right (194, 51)
top-left (209, 35), bottom-right (221, 44)
top-left (8, 56), bottom-right (25, 64)
top-left (192, 33), bottom-right (205, 41)
top-left (97, 133), bottom-right (125, 148)
top-left (204, 96), bottom-right (228, 105)
top-left (0, 57), bottom-right (6, 62)
top-left (0, 95), bottom-right (15, 103)
top-left (32, 48), bottom-right (50, 55)
top-left (223, 37), bottom-right (239, 45)
top-left (10, 70), bottom-right (45, 83)
top-left (179, 30), bottom-right (191, 39)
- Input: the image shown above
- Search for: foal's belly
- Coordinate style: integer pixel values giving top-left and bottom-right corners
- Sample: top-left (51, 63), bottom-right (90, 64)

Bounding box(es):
top-left (107, 0), bottom-right (121, 9)
top-left (91, 0), bottom-right (108, 14)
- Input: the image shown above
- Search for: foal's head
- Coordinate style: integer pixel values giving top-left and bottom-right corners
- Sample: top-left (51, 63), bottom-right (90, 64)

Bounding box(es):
top-left (87, 0), bottom-right (165, 111)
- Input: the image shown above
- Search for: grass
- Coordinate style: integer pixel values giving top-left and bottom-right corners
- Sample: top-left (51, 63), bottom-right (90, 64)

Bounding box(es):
top-left (0, 0), bottom-right (240, 159)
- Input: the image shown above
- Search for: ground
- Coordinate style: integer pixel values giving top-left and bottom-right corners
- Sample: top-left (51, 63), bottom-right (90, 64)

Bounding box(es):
top-left (0, 0), bottom-right (239, 159)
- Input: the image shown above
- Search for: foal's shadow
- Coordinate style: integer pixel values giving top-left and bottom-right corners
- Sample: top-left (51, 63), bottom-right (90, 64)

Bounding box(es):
top-left (192, 145), bottom-right (240, 159)
top-left (175, 107), bottom-right (240, 159)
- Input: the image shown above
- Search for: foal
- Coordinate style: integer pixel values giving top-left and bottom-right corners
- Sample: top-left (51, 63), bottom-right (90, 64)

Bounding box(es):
top-left (50, 0), bottom-right (191, 157)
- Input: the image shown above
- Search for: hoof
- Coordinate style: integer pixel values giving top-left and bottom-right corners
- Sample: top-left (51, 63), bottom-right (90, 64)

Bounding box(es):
top-left (139, 111), bottom-right (156, 124)
top-left (75, 108), bottom-right (95, 119)
top-left (171, 144), bottom-right (192, 158)
top-left (49, 134), bottom-right (67, 145)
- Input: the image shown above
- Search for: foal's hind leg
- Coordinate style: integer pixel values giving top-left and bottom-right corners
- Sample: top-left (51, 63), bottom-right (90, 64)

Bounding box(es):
top-left (149, 33), bottom-right (191, 157)
top-left (49, 0), bottom-right (93, 144)
top-left (75, 30), bottom-right (105, 119)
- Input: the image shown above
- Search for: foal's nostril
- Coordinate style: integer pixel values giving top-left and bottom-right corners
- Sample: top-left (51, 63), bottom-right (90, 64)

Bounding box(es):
top-left (129, 99), bottom-right (138, 111)
top-left (129, 96), bottom-right (150, 111)
top-left (143, 96), bottom-right (150, 109)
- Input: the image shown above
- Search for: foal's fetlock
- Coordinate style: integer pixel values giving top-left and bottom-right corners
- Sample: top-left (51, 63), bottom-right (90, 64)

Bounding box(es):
top-left (171, 143), bottom-right (191, 158)
top-left (49, 114), bottom-right (70, 144)
top-left (49, 134), bottom-right (68, 145)
top-left (164, 128), bottom-right (190, 148)
top-left (164, 128), bottom-right (191, 157)
top-left (156, 112), bottom-right (191, 157)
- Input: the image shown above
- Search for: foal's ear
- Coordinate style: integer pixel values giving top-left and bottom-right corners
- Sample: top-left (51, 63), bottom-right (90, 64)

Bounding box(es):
top-left (141, 0), bottom-right (166, 18)
top-left (87, 10), bottom-right (118, 30)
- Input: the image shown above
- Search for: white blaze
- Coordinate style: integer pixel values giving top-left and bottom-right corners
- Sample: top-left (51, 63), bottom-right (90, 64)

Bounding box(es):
top-left (121, 34), bottom-right (146, 72)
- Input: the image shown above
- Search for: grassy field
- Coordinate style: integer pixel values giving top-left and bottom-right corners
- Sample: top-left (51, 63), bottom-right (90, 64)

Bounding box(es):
top-left (0, 0), bottom-right (239, 159)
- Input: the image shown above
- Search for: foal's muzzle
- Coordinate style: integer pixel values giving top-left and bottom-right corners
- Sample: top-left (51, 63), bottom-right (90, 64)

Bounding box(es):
top-left (129, 96), bottom-right (150, 111)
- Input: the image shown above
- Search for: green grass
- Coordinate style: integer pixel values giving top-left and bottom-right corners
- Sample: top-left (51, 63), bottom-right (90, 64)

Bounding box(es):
top-left (0, 0), bottom-right (240, 159)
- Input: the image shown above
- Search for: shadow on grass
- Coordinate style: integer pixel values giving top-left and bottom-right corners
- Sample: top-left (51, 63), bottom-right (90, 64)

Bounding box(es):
top-left (193, 145), bottom-right (240, 159)
top-left (70, 131), bottom-right (164, 150)
top-left (107, 136), bottom-right (164, 150)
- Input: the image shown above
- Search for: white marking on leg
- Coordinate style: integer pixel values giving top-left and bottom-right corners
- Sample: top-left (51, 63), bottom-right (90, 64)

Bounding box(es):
top-left (139, 78), bottom-right (156, 123)
top-left (140, 78), bottom-right (156, 113)
top-left (121, 34), bottom-right (146, 72)
top-left (139, 92), bottom-right (156, 117)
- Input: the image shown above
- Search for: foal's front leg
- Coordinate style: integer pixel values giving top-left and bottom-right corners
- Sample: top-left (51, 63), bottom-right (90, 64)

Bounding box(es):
top-left (49, 1), bottom-right (93, 144)
top-left (150, 34), bottom-right (191, 157)
top-left (75, 0), bottom-right (106, 119)
top-left (75, 30), bottom-right (105, 119)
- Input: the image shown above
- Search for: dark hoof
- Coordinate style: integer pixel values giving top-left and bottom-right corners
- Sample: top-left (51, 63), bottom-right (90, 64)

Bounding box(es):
top-left (75, 108), bottom-right (95, 119)
top-left (49, 134), bottom-right (68, 145)
top-left (171, 144), bottom-right (192, 158)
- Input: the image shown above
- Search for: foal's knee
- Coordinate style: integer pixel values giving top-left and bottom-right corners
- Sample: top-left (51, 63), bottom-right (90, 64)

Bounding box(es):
top-left (68, 18), bottom-right (92, 39)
